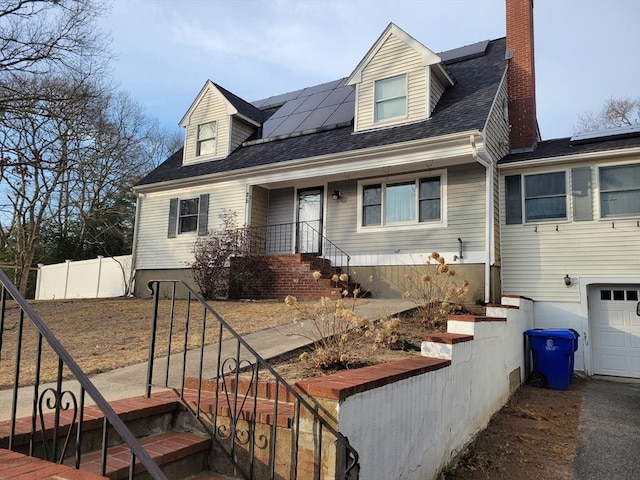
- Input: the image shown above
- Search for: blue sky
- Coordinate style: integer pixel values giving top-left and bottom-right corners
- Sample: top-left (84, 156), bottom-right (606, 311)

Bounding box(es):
top-left (101, 0), bottom-right (640, 140)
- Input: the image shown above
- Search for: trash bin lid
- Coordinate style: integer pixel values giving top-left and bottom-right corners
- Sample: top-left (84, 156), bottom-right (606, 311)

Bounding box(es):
top-left (525, 328), bottom-right (578, 339)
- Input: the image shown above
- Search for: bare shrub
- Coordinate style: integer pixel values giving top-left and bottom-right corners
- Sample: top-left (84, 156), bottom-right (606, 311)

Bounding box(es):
top-left (284, 272), bottom-right (374, 370)
top-left (402, 252), bottom-right (469, 330)
top-left (192, 210), bottom-right (273, 299)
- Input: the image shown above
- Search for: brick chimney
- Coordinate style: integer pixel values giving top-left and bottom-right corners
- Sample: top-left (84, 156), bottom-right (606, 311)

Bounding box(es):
top-left (506, 0), bottom-right (540, 151)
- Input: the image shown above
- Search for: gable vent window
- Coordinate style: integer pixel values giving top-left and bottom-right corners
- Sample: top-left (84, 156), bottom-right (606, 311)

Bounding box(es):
top-left (167, 194), bottom-right (209, 238)
top-left (374, 74), bottom-right (407, 122)
top-left (197, 121), bottom-right (217, 157)
top-left (599, 163), bottom-right (640, 218)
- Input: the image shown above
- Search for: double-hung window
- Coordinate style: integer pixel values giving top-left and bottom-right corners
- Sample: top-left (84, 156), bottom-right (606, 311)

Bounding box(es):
top-left (374, 75), bottom-right (407, 122)
top-left (196, 121), bottom-right (216, 157)
top-left (167, 194), bottom-right (209, 238)
top-left (599, 163), bottom-right (640, 218)
top-left (506, 171), bottom-right (570, 224)
top-left (178, 198), bottom-right (199, 233)
top-left (524, 171), bottom-right (567, 221)
top-left (359, 173), bottom-right (443, 229)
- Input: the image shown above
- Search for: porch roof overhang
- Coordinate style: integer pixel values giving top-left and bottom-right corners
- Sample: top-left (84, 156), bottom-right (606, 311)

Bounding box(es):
top-left (134, 130), bottom-right (488, 193)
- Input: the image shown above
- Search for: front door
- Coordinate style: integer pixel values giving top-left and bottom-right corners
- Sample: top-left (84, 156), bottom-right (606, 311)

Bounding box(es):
top-left (297, 189), bottom-right (323, 254)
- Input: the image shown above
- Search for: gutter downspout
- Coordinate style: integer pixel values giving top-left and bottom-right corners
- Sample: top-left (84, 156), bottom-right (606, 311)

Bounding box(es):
top-left (128, 193), bottom-right (143, 296)
top-left (471, 134), bottom-right (493, 304)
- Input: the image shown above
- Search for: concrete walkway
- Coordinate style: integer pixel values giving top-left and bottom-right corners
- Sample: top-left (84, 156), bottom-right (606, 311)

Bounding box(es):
top-left (0, 298), bottom-right (414, 421)
top-left (572, 377), bottom-right (640, 480)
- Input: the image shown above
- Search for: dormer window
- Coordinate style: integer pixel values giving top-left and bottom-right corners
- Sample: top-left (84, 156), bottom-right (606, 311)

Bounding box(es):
top-left (374, 74), bottom-right (407, 122)
top-left (197, 121), bottom-right (217, 157)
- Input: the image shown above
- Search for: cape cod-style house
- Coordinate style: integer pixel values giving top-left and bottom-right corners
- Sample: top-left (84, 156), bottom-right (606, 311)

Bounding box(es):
top-left (132, 0), bottom-right (640, 379)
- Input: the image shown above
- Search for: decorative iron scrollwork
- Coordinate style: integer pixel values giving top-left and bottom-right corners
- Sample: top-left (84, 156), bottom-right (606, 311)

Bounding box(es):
top-left (216, 358), bottom-right (257, 446)
top-left (38, 387), bottom-right (78, 463)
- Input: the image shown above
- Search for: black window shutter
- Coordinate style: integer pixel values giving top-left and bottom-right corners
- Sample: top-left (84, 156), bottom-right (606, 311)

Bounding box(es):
top-left (198, 194), bottom-right (209, 236)
top-left (505, 175), bottom-right (522, 224)
top-left (572, 167), bottom-right (593, 221)
top-left (168, 198), bottom-right (178, 238)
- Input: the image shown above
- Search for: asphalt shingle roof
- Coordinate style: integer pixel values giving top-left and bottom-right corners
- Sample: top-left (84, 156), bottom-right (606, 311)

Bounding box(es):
top-left (137, 37), bottom-right (508, 187)
top-left (499, 134), bottom-right (640, 165)
top-left (214, 83), bottom-right (264, 124)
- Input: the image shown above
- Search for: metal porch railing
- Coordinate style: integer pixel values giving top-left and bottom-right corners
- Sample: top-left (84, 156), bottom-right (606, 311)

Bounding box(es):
top-left (146, 280), bottom-right (359, 480)
top-left (240, 222), bottom-right (351, 275)
top-left (0, 269), bottom-right (167, 478)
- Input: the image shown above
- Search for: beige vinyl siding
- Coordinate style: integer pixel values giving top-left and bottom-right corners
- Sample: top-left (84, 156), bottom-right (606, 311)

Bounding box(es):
top-left (326, 164), bottom-right (486, 255)
top-left (356, 33), bottom-right (427, 131)
top-left (500, 158), bottom-right (640, 301)
top-left (250, 185), bottom-right (268, 226)
top-left (267, 188), bottom-right (295, 225)
top-left (482, 75), bottom-right (510, 265)
top-left (429, 74), bottom-right (445, 116)
top-left (483, 76), bottom-right (509, 162)
top-left (183, 88), bottom-right (230, 164)
top-left (135, 182), bottom-right (246, 270)
top-left (230, 118), bottom-right (255, 153)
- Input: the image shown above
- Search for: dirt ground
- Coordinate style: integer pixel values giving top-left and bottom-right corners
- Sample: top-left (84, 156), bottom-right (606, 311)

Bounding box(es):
top-left (0, 297), bottom-right (585, 478)
top-left (0, 296), bottom-right (313, 387)
top-left (442, 379), bottom-right (585, 479)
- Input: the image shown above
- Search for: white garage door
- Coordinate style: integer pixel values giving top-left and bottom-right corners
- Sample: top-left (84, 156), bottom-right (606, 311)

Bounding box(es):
top-left (591, 285), bottom-right (640, 378)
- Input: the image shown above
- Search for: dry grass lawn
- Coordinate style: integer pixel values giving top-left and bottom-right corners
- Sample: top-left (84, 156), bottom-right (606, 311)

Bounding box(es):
top-left (0, 297), bottom-right (313, 388)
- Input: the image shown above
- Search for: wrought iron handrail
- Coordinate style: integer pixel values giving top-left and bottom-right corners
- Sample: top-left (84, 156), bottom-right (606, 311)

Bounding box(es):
top-left (146, 280), bottom-right (359, 480)
top-left (241, 221), bottom-right (351, 275)
top-left (0, 269), bottom-right (167, 479)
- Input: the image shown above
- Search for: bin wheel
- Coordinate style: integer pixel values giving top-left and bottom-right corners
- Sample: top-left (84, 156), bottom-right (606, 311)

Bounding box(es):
top-left (527, 371), bottom-right (547, 388)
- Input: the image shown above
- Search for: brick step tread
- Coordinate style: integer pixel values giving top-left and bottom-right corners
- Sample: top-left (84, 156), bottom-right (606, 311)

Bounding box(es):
top-left (422, 333), bottom-right (474, 344)
top-left (0, 393), bottom-right (182, 448)
top-left (0, 448), bottom-right (107, 479)
top-left (68, 430), bottom-right (210, 479)
top-left (185, 378), bottom-right (298, 403)
top-left (448, 314), bottom-right (507, 322)
top-left (181, 389), bottom-right (294, 428)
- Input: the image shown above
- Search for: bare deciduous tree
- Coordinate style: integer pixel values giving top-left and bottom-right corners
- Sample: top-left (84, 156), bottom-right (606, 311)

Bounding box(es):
top-left (0, 0), bottom-right (110, 115)
top-left (576, 97), bottom-right (640, 133)
top-left (0, 76), bottom-right (178, 293)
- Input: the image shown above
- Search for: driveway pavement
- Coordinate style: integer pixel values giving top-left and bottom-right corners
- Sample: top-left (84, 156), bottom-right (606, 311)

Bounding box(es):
top-left (572, 377), bottom-right (640, 479)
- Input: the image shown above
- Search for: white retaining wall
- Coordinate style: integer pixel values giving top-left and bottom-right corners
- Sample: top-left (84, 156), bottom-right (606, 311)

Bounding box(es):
top-left (337, 297), bottom-right (534, 480)
top-left (35, 255), bottom-right (132, 300)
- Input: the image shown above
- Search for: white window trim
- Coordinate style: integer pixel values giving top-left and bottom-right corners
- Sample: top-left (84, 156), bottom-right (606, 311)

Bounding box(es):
top-left (196, 120), bottom-right (217, 157)
top-left (178, 197), bottom-right (200, 234)
top-left (521, 169), bottom-right (570, 224)
top-left (356, 170), bottom-right (447, 232)
top-left (373, 74), bottom-right (408, 124)
top-left (595, 161), bottom-right (640, 221)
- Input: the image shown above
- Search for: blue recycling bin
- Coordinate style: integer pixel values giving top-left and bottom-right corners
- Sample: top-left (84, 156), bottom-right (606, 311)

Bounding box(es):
top-left (525, 329), bottom-right (579, 390)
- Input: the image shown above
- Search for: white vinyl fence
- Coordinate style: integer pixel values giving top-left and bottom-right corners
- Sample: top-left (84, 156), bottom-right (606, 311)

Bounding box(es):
top-left (35, 255), bottom-right (132, 300)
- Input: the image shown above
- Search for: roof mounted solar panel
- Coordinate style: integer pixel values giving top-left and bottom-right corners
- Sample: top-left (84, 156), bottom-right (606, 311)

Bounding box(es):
top-left (252, 77), bottom-right (354, 139)
top-left (570, 124), bottom-right (640, 145)
top-left (439, 40), bottom-right (489, 64)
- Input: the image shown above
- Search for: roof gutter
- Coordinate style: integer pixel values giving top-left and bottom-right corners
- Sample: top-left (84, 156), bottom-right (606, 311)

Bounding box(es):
top-left (134, 129), bottom-right (483, 193)
top-left (498, 146), bottom-right (640, 170)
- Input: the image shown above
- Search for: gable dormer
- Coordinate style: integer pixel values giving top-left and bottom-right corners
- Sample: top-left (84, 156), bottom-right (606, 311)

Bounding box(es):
top-left (346, 23), bottom-right (454, 132)
top-left (180, 81), bottom-right (261, 165)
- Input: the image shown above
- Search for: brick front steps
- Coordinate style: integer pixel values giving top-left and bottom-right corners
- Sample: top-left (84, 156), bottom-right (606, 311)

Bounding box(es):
top-left (0, 392), bottom-right (215, 479)
top-left (0, 448), bottom-right (106, 479)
